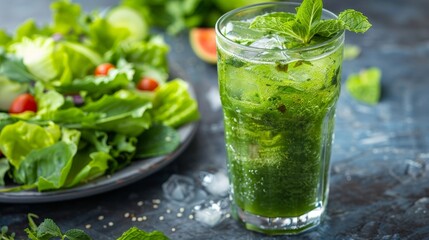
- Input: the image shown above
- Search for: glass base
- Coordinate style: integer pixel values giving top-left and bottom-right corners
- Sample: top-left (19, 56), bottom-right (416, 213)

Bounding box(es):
top-left (232, 204), bottom-right (325, 235)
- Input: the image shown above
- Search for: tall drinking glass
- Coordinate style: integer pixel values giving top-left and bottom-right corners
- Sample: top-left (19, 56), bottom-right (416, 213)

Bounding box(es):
top-left (216, 2), bottom-right (344, 235)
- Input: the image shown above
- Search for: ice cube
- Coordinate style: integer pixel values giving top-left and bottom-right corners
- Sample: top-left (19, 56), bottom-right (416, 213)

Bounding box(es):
top-left (162, 174), bottom-right (197, 204)
top-left (224, 21), bottom-right (264, 45)
top-left (250, 36), bottom-right (283, 50)
top-left (200, 171), bottom-right (230, 197)
top-left (193, 199), bottom-right (230, 227)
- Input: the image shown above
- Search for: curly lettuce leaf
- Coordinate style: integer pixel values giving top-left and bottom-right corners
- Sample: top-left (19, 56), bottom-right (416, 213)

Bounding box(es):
top-left (87, 14), bottom-right (133, 54)
top-left (10, 36), bottom-right (102, 85)
top-left (105, 36), bottom-right (169, 82)
top-left (10, 37), bottom-right (60, 82)
top-left (50, 0), bottom-right (83, 36)
top-left (153, 79), bottom-right (199, 128)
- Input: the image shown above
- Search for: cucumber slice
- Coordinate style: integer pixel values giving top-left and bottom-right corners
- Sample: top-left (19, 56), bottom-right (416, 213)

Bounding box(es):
top-left (106, 6), bottom-right (148, 41)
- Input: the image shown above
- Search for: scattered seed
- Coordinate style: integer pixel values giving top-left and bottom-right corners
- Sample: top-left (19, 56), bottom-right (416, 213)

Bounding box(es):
top-left (85, 224), bottom-right (91, 229)
top-left (137, 201), bottom-right (144, 206)
top-left (131, 217), bottom-right (137, 222)
top-left (226, 213), bottom-right (231, 218)
top-left (103, 225), bottom-right (107, 229)
top-left (171, 227), bottom-right (176, 232)
top-left (166, 209), bottom-right (171, 214)
top-left (137, 217), bottom-right (143, 222)
top-left (159, 216), bottom-right (164, 221)
top-left (108, 222), bottom-right (114, 227)
top-left (124, 212), bottom-right (130, 218)
top-left (153, 204), bottom-right (159, 209)
top-left (188, 214), bottom-right (194, 220)
top-left (179, 208), bottom-right (185, 213)
top-left (152, 199), bottom-right (161, 204)
top-left (98, 215), bottom-right (104, 221)
top-left (177, 212), bottom-right (183, 218)
top-left (142, 216), bottom-right (147, 221)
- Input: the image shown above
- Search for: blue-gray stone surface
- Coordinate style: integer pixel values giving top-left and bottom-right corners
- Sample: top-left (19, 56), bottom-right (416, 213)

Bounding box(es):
top-left (0, 0), bottom-right (428, 239)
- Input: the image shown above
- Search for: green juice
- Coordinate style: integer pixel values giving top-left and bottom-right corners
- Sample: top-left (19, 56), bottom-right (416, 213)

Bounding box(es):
top-left (216, 3), bottom-right (344, 235)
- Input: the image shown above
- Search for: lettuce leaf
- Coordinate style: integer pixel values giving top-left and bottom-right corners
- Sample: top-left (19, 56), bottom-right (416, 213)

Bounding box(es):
top-left (55, 64), bottom-right (133, 99)
top-left (14, 141), bottom-right (77, 191)
top-left (50, 0), bottom-right (83, 37)
top-left (0, 121), bottom-right (61, 168)
top-left (0, 76), bottom-right (29, 111)
top-left (108, 134), bottom-right (137, 171)
top-left (0, 30), bottom-right (12, 46)
top-left (10, 37), bottom-right (60, 82)
top-left (135, 124), bottom-right (180, 158)
top-left (87, 14), bottom-right (133, 54)
top-left (153, 79), bottom-right (200, 128)
top-left (80, 91), bottom-right (152, 136)
top-left (105, 36), bottom-right (169, 82)
top-left (0, 158), bottom-right (9, 186)
top-left (10, 36), bottom-right (102, 85)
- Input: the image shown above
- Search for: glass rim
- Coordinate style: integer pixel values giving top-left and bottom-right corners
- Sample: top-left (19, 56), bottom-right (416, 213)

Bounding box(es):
top-left (215, 1), bottom-right (345, 53)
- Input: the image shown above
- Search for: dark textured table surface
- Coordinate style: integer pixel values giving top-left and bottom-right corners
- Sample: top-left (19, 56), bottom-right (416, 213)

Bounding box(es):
top-left (1, 0), bottom-right (429, 239)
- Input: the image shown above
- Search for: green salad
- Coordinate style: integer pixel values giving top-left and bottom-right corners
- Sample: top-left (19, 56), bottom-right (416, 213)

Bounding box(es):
top-left (0, 0), bottom-right (199, 192)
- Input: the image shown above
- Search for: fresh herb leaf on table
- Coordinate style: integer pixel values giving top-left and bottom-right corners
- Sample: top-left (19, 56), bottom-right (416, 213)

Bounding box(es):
top-left (346, 67), bottom-right (382, 105)
top-left (2, 214), bottom-right (169, 240)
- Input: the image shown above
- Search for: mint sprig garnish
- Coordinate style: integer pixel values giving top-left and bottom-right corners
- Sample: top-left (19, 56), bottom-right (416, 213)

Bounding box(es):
top-left (249, 0), bottom-right (372, 45)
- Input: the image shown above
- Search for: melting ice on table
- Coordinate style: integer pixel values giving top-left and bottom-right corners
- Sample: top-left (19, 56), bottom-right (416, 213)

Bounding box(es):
top-left (162, 174), bottom-right (207, 205)
top-left (193, 198), bottom-right (230, 227)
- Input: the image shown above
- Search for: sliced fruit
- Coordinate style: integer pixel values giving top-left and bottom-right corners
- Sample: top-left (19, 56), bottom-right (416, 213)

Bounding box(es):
top-left (106, 6), bottom-right (148, 41)
top-left (189, 28), bottom-right (217, 64)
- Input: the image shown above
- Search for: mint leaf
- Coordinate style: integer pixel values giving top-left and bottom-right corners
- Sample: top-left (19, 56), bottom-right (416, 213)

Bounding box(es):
top-left (36, 219), bottom-right (63, 239)
top-left (248, 0), bottom-right (371, 47)
top-left (117, 227), bottom-right (168, 240)
top-left (64, 229), bottom-right (92, 240)
top-left (339, 9), bottom-right (372, 33)
top-left (311, 19), bottom-right (345, 37)
top-left (296, 0), bottom-right (323, 41)
top-left (346, 67), bottom-right (381, 105)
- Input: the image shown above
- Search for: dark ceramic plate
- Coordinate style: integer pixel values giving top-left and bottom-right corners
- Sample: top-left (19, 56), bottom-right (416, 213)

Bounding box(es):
top-left (0, 85), bottom-right (198, 203)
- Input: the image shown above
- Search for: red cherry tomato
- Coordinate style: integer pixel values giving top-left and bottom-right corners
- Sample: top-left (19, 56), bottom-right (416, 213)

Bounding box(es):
top-left (9, 93), bottom-right (38, 114)
top-left (137, 77), bottom-right (159, 91)
top-left (94, 63), bottom-right (115, 76)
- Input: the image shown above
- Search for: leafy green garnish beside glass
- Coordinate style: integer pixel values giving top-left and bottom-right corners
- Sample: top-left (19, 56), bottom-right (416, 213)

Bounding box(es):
top-left (1, 214), bottom-right (169, 240)
top-left (249, 0), bottom-right (372, 48)
top-left (0, 0), bottom-right (200, 192)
